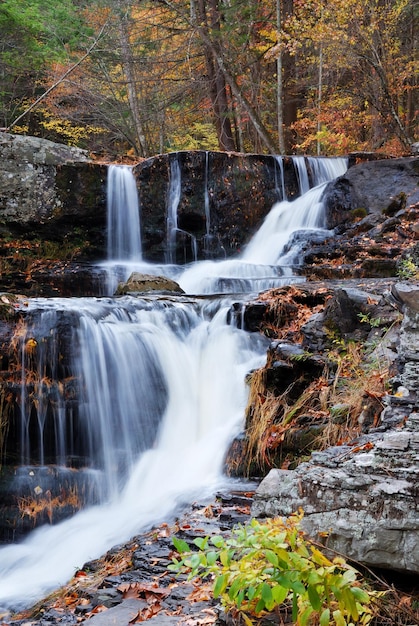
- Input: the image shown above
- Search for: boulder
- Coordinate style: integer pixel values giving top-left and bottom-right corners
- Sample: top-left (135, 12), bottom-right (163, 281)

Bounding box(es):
top-left (251, 282), bottom-right (419, 574)
top-left (115, 273), bottom-right (184, 295)
top-left (323, 156), bottom-right (419, 228)
top-left (0, 132), bottom-right (107, 265)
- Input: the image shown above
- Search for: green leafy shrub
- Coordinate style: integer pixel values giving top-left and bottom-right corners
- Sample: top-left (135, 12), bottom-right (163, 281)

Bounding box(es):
top-left (397, 256), bottom-right (419, 280)
top-left (169, 511), bottom-right (375, 625)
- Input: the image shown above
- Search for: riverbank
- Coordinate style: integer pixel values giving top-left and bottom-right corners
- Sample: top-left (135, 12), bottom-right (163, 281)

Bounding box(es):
top-left (2, 483), bottom-right (256, 626)
top-left (4, 479), bottom-right (419, 626)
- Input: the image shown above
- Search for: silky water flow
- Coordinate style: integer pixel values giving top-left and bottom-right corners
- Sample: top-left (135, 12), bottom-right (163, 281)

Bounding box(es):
top-left (0, 157), bottom-right (347, 610)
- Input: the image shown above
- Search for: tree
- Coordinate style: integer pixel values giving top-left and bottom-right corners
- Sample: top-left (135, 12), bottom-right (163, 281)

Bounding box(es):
top-left (0, 0), bottom-right (92, 131)
top-left (284, 0), bottom-right (418, 154)
top-left (2, 0), bottom-right (416, 156)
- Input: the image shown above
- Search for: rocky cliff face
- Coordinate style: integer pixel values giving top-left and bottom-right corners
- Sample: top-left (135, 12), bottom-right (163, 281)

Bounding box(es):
top-left (0, 131), bottom-right (107, 234)
top-left (134, 151), bottom-right (302, 262)
top-left (251, 282), bottom-right (419, 575)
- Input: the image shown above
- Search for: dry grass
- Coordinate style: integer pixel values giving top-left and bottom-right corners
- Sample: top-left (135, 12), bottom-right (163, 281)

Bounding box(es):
top-left (18, 486), bottom-right (83, 525)
top-left (240, 283), bottom-right (393, 475)
top-left (0, 386), bottom-right (13, 469)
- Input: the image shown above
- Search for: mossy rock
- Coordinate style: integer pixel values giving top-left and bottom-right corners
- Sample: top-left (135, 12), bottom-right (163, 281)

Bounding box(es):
top-left (115, 272), bottom-right (185, 295)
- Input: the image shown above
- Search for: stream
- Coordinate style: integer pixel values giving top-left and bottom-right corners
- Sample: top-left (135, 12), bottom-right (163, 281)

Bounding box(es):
top-left (0, 156), bottom-right (347, 611)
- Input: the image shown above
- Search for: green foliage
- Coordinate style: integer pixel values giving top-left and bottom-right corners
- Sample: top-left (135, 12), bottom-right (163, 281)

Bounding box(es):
top-left (397, 256), bottom-right (419, 280)
top-left (357, 312), bottom-right (383, 328)
top-left (351, 208), bottom-right (368, 220)
top-left (0, 0), bottom-right (92, 127)
top-left (169, 512), bottom-right (375, 625)
top-left (0, 0), bottom-right (91, 60)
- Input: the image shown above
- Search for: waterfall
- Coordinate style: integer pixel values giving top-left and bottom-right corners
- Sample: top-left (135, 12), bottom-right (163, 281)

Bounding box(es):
top-left (274, 156), bottom-right (286, 201)
top-left (166, 156), bottom-right (198, 264)
top-left (107, 165), bottom-right (142, 261)
top-left (177, 157), bottom-right (348, 294)
top-left (0, 298), bottom-right (266, 610)
top-left (0, 154), bottom-right (348, 612)
top-left (293, 155), bottom-right (311, 194)
top-left (166, 157), bottom-right (182, 264)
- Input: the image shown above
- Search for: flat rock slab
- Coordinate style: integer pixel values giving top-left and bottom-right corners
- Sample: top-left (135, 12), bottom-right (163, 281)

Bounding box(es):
top-left (85, 599), bottom-right (148, 626)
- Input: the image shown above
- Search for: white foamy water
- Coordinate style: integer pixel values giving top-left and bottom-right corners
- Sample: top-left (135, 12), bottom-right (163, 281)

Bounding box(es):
top-left (0, 155), bottom-right (347, 611)
top-left (0, 297), bottom-right (266, 610)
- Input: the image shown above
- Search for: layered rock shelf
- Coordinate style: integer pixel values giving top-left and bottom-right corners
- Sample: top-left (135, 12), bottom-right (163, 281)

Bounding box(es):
top-left (252, 283), bottom-right (419, 574)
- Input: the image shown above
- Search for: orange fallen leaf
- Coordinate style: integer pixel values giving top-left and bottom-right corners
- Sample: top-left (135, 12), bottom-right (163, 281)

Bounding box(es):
top-left (118, 581), bottom-right (170, 600)
top-left (187, 581), bottom-right (213, 603)
top-left (130, 600), bottom-right (162, 623)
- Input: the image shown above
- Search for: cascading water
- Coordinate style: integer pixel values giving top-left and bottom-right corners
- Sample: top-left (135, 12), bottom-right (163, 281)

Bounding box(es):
top-left (0, 154), bottom-right (348, 612)
top-left (166, 156), bottom-right (197, 264)
top-left (274, 155), bottom-right (286, 201)
top-left (175, 156), bottom-right (348, 294)
top-left (0, 297), bottom-right (267, 609)
top-left (107, 165), bottom-right (142, 261)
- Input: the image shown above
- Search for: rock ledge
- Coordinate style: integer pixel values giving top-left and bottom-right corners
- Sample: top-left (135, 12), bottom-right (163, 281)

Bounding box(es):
top-left (252, 282), bottom-right (419, 574)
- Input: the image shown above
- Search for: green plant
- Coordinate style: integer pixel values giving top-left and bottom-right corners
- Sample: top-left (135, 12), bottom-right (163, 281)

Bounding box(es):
top-left (169, 512), bottom-right (375, 625)
top-left (397, 256), bottom-right (419, 280)
top-left (357, 312), bottom-right (382, 328)
top-left (350, 208), bottom-right (367, 220)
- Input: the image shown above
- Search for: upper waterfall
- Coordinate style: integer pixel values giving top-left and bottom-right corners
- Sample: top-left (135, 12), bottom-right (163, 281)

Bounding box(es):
top-left (107, 165), bottom-right (142, 261)
top-left (103, 156), bottom-right (348, 296)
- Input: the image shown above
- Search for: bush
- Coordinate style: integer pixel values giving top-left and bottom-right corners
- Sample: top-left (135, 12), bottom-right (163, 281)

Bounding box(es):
top-left (169, 511), bottom-right (375, 626)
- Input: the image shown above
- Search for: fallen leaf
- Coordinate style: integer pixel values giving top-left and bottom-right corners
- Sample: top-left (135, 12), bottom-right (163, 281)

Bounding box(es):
top-left (130, 600), bottom-right (162, 623)
top-left (187, 581), bottom-right (213, 603)
top-left (118, 581), bottom-right (170, 599)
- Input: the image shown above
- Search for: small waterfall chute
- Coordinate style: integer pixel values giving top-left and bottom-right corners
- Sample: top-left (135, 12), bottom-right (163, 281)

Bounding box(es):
top-left (107, 165), bottom-right (142, 262)
top-left (177, 157), bottom-right (348, 294)
top-left (166, 156), bottom-right (197, 264)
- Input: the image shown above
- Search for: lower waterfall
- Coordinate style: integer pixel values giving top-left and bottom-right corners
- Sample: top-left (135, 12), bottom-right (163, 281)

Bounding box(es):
top-left (0, 298), bottom-right (267, 609)
top-left (0, 157), bottom-right (347, 611)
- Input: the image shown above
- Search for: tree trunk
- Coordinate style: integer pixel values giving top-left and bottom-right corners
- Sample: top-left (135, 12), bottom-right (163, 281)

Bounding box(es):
top-left (276, 0), bottom-right (286, 154)
top-left (196, 0), bottom-right (236, 151)
top-left (119, 4), bottom-right (147, 156)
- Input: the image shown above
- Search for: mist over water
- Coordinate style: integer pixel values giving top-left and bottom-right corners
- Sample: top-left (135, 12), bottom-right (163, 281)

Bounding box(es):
top-left (0, 156), bottom-right (347, 611)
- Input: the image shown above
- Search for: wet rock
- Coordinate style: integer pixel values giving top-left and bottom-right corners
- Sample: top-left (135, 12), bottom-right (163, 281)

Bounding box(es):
top-left (323, 156), bottom-right (419, 227)
top-left (80, 599), bottom-right (148, 626)
top-left (115, 273), bottom-right (184, 295)
top-left (134, 151), bottom-right (301, 262)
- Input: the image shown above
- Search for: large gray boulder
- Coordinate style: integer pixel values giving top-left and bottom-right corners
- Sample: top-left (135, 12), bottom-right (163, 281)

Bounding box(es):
top-left (324, 156), bottom-right (419, 228)
top-left (0, 131), bottom-right (106, 231)
top-left (252, 282), bottom-right (419, 574)
top-left (115, 272), bottom-right (184, 295)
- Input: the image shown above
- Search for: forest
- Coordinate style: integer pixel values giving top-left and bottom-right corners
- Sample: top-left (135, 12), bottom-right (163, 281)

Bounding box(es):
top-left (0, 0), bottom-right (417, 158)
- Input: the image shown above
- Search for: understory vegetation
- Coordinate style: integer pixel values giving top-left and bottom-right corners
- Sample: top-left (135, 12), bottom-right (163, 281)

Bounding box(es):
top-left (170, 512), bottom-right (419, 625)
top-left (228, 284), bottom-right (398, 476)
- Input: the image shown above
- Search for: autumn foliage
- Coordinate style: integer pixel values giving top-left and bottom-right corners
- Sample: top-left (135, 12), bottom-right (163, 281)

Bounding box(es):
top-left (0, 0), bottom-right (417, 156)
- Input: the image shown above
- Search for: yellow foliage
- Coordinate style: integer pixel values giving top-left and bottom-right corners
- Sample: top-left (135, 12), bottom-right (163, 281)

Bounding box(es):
top-left (39, 110), bottom-right (104, 146)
